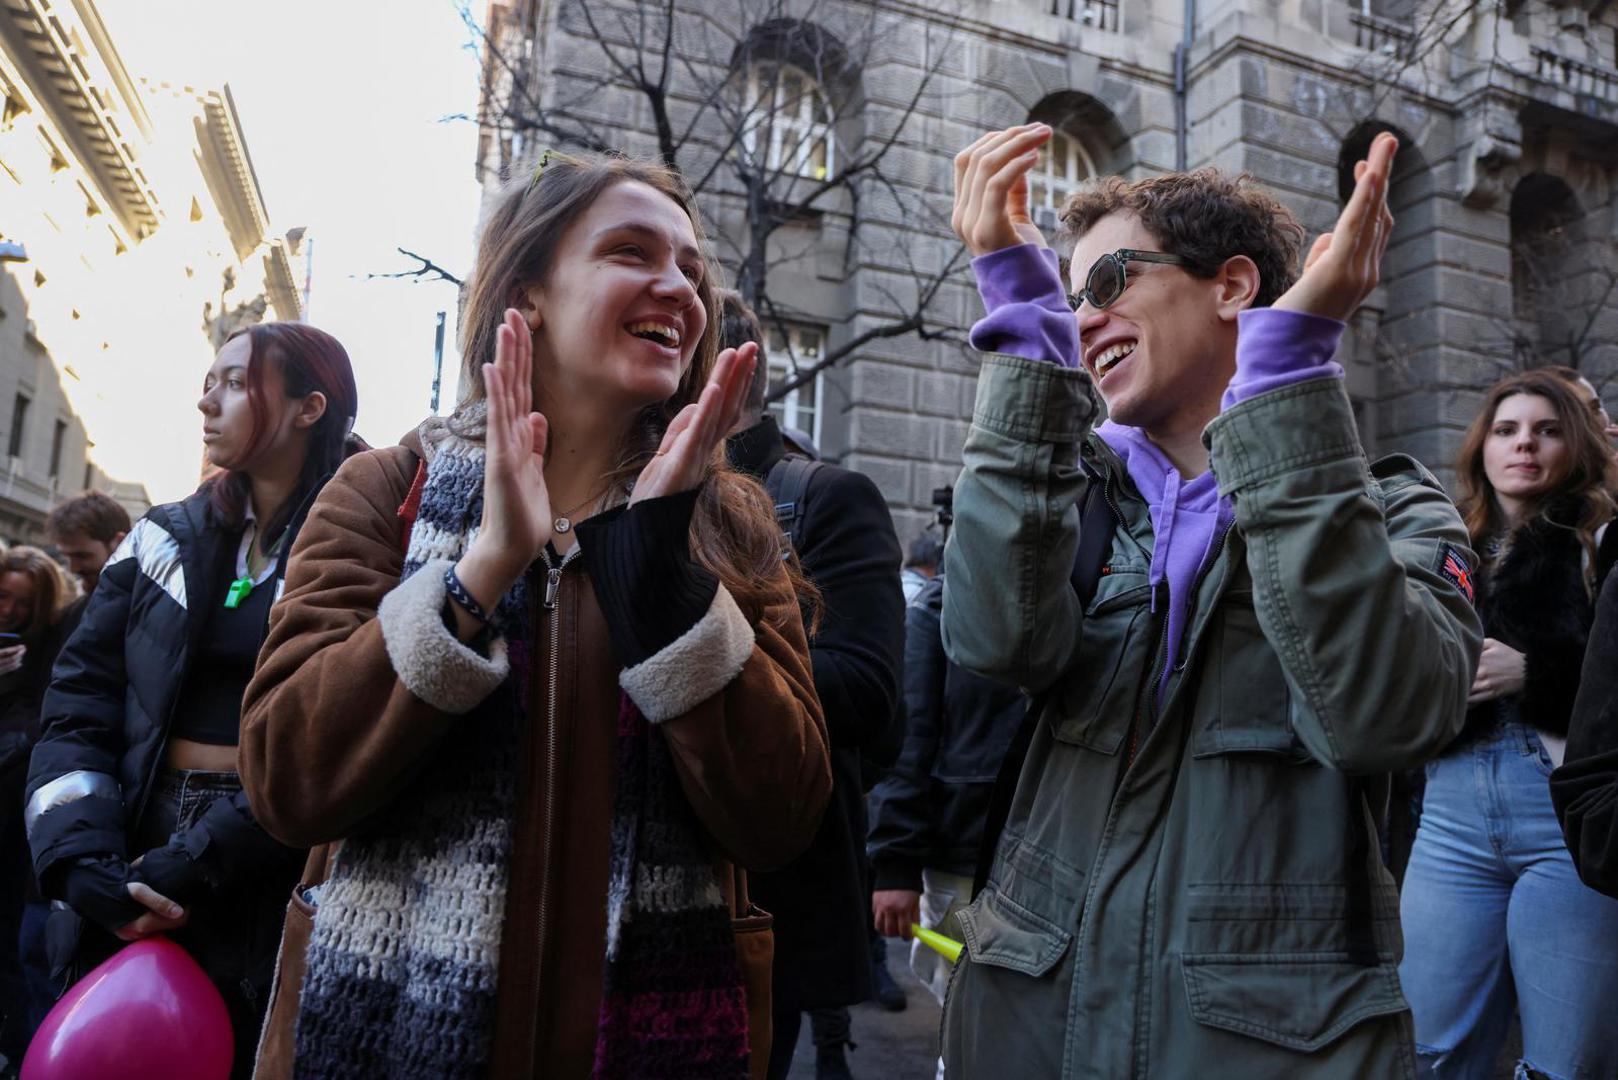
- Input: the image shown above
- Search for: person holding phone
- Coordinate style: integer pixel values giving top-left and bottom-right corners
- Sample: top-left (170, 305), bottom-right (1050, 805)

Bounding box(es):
top-left (0, 547), bottom-right (79, 1069)
top-left (25, 323), bottom-right (361, 1078)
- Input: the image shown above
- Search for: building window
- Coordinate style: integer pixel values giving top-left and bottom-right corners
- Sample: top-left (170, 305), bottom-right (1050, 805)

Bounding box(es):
top-left (765, 323), bottom-right (826, 448)
top-left (83, 461), bottom-right (92, 489)
top-left (742, 62), bottom-right (835, 180)
top-left (1359, 0), bottom-right (1415, 19)
top-left (8, 394), bottom-right (28, 459)
top-left (1028, 129), bottom-right (1097, 232)
top-left (1049, 0), bottom-right (1120, 32)
top-left (49, 419), bottom-right (66, 478)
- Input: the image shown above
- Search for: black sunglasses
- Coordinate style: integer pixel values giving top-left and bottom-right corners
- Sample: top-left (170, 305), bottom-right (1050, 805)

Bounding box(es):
top-left (1065, 249), bottom-right (1189, 312)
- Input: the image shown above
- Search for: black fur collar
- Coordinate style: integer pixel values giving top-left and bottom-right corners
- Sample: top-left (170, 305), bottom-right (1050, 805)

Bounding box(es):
top-left (1471, 512), bottom-right (1595, 738)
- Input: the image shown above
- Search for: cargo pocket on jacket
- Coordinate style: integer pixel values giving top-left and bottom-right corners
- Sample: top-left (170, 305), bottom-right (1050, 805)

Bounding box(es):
top-left (1180, 952), bottom-right (1407, 1053)
top-left (1192, 595), bottom-right (1309, 763)
top-left (957, 888), bottom-right (1072, 977)
top-left (1050, 577), bottom-right (1152, 754)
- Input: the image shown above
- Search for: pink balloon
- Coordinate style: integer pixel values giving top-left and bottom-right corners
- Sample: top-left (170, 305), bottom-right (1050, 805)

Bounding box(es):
top-left (21, 936), bottom-right (233, 1080)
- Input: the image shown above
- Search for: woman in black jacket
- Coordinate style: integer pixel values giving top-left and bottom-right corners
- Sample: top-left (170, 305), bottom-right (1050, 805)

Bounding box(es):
top-left (0, 547), bottom-right (79, 1067)
top-left (1400, 369), bottom-right (1618, 1079)
top-left (1553, 553), bottom-right (1618, 897)
top-left (24, 323), bottom-right (359, 1078)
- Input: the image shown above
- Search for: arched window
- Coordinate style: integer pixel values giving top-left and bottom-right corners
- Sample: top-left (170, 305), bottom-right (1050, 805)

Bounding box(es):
top-left (1028, 129), bottom-right (1096, 230)
top-left (742, 62), bottom-right (835, 180)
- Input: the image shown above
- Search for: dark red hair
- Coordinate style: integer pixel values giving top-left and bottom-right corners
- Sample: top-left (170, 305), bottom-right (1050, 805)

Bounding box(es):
top-left (208, 322), bottom-right (361, 544)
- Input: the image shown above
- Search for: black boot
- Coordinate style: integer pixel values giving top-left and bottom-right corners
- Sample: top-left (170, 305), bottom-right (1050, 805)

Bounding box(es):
top-left (868, 934), bottom-right (907, 1012)
top-left (810, 1008), bottom-right (856, 1080)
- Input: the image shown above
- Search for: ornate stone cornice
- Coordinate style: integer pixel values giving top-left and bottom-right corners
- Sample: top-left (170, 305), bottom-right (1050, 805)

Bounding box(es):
top-left (263, 238), bottom-right (300, 322)
top-left (194, 85), bottom-right (272, 263)
top-left (0, 0), bottom-right (160, 238)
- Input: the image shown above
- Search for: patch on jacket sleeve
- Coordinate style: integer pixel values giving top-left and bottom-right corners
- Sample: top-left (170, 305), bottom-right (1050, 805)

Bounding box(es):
top-left (1436, 544), bottom-right (1475, 604)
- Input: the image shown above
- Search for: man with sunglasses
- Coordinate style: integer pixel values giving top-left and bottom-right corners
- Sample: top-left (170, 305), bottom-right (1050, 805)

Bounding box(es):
top-left (935, 127), bottom-right (1481, 1077)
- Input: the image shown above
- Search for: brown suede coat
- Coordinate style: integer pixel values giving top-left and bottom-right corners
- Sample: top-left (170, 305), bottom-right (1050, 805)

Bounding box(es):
top-left (239, 437), bottom-right (830, 1079)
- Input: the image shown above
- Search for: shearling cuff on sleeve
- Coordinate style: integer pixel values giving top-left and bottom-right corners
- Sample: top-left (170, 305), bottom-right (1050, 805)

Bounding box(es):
top-left (619, 584), bottom-right (755, 723)
top-left (378, 558), bottom-right (510, 714)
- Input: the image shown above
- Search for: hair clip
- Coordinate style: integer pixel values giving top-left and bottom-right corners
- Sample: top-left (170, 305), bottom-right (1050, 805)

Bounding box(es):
top-left (528, 148), bottom-right (554, 191)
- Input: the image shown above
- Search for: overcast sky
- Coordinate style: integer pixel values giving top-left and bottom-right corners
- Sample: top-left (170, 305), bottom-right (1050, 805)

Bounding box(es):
top-left (99, 0), bottom-right (482, 500)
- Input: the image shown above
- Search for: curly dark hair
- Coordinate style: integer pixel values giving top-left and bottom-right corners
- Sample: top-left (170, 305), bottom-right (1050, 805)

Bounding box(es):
top-left (1059, 170), bottom-right (1305, 309)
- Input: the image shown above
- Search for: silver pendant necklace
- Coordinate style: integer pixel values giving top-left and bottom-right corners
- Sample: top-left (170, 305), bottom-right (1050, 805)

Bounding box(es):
top-left (552, 492), bottom-right (599, 534)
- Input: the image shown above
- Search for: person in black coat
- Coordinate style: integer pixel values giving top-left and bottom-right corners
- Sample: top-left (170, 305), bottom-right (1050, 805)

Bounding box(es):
top-left (26, 323), bottom-right (361, 1078)
top-left (720, 294), bottom-right (904, 1080)
top-left (0, 548), bottom-right (81, 1069)
top-left (1553, 560), bottom-right (1618, 897)
top-left (868, 569), bottom-right (1025, 998)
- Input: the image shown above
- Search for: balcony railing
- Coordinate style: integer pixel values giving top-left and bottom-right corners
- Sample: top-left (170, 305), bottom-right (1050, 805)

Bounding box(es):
top-left (1351, 11), bottom-right (1415, 58)
top-left (1048, 0), bottom-right (1120, 33)
top-left (1531, 46), bottom-right (1618, 104)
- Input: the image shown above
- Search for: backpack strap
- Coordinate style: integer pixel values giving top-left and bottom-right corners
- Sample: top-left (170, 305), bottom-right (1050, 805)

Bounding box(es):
top-left (764, 455), bottom-right (825, 557)
top-left (972, 472), bottom-right (1117, 898)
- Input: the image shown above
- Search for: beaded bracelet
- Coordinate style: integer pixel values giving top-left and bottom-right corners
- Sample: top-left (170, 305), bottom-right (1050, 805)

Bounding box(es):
top-left (444, 566), bottom-right (499, 629)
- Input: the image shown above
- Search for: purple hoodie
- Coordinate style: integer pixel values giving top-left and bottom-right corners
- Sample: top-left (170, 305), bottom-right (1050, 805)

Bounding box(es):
top-left (968, 243), bottom-right (1345, 701)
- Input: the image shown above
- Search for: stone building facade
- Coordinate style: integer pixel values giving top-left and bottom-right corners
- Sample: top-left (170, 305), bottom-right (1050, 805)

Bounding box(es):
top-left (479, 0), bottom-right (1618, 537)
top-left (0, 0), bottom-right (300, 543)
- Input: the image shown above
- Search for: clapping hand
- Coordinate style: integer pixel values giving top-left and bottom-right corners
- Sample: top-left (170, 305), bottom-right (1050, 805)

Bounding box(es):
top-left (1274, 132), bottom-right (1398, 322)
top-left (455, 309), bottom-right (553, 618)
top-left (952, 124), bottom-right (1054, 258)
top-left (630, 342), bottom-right (757, 505)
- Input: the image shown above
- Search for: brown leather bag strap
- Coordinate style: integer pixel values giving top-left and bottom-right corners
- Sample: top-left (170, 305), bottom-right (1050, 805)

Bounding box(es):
top-left (732, 864), bottom-right (750, 917)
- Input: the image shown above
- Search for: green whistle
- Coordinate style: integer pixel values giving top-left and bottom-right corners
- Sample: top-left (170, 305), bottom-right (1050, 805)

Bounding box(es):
top-left (224, 576), bottom-right (254, 609)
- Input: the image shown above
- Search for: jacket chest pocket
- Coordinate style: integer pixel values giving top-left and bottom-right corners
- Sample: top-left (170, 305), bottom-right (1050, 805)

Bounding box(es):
top-left (1192, 593), bottom-right (1308, 763)
top-left (1048, 574), bottom-right (1152, 754)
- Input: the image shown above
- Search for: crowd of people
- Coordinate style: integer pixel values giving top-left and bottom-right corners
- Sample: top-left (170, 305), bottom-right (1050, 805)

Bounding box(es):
top-left (0, 124), bottom-right (1612, 1080)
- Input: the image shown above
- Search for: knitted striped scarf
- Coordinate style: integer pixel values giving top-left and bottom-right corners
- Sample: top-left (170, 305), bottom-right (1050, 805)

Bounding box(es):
top-left (290, 410), bottom-right (749, 1079)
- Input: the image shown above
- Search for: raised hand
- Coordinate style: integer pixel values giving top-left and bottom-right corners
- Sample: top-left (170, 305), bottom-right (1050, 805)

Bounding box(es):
top-left (1274, 132), bottom-right (1398, 322)
top-left (952, 124), bottom-right (1054, 258)
top-left (456, 309), bottom-right (552, 616)
top-left (630, 342), bottom-right (757, 505)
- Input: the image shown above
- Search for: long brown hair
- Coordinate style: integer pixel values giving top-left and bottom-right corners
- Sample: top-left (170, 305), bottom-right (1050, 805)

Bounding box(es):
top-left (1456, 369), bottom-right (1617, 591)
top-left (458, 151), bottom-right (813, 619)
top-left (0, 546), bottom-right (77, 646)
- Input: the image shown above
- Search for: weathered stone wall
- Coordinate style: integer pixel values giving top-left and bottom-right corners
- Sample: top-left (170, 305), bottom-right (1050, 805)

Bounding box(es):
top-left (496, 0), bottom-right (1618, 534)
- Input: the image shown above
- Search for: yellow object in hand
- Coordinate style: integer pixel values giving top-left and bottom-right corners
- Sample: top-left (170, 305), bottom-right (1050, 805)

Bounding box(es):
top-left (911, 923), bottom-right (964, 964)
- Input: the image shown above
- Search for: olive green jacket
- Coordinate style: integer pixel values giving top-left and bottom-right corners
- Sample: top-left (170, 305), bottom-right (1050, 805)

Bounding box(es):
top-left (939, 355), bottom-right (1482, 1079)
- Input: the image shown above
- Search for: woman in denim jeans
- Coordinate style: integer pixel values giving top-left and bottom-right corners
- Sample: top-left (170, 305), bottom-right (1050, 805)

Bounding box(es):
top-left (25, 324), bottom-right (361, 1078)
top-left (1400, 369), bottom-right (1618, 1079)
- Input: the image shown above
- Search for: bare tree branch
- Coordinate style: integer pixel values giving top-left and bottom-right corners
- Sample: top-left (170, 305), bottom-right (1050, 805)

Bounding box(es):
top-left (476, 0), bottom-right (974, 428)
top-left (368, 247), bottom-right (465, 287)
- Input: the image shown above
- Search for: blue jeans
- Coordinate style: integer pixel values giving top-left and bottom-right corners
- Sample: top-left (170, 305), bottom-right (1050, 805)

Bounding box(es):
top-left (1399, 721), bottom-right (1618, 1079)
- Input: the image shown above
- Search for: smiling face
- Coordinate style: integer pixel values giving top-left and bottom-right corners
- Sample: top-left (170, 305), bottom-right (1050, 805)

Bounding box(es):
top-left (1483, 391), bottom-right (1568, 512)
top-left (1068, 212), bottom-right (1241, 438)
top-left (0, 570), bottom-right (35, 634)
top-left (517, 180), bottom-right (709, 414)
